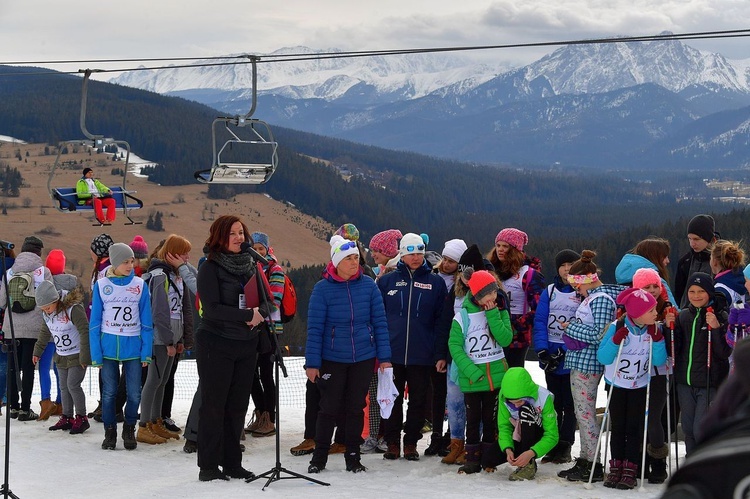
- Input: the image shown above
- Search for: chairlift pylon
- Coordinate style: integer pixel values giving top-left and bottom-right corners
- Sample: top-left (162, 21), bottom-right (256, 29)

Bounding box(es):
top-left (194, 57), bottom-right (278, 185)
top-left (48, 69), bottom-right (143, 225)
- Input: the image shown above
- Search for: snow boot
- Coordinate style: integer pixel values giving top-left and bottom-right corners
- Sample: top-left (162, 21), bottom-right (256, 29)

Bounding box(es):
top-left (244, 409), bottom-right (262, 433)
top-left (290, 438), bottom-right (315, 456)
top-left (199, 467), bottom-right (229, 481)
top-left (136, 423), bottom-right (167, 444)
top-left (102, 426), bottom-right (117, 450)
top-left (647, 443), bottom-right (669, 484)
top-left (122, 423), bottom-right (137, 450)
top-left (153, 418), bottom-right (180, 440)
top-left (345, 450), bottom-right (367, 473)
top-left (403, 443), bottom-right (420, 461)
top-left (308, 446), bottom-right (328, 473)
top-left (509, 459), bottom-right (537, 481)
top-left (441, 438), bottom-right (465, 465)
top-left (49, 415), bottom-right (73, 431)
top-left (552, 440), bottom-right (573, 463)
top-left (383, 442), bottom-right (400, 460)
top-left (481, 441), bottom-right (502, 472)
top-left (557, 457), bottom-right (588, 478)
top-left (617, 460), bottom-right (638, 489)
top-left (183, 438), bottom-right (197, 453)
top-left (603, 459), bottom-right (623, 488)
top-left (37, 399), bottom-right (57, 421)
top-left (251, 411), bottom-right (276, 437)
top-left (424, 434), bottom-right (446, 456)
top-left (566, 460), bottom-right (604, 482)
top-left (223, 465), bottom-right (255, 479)
top-left (457, 443), bottom-right (481, 474)
top-left (69, 415), bottom-right (90, 434)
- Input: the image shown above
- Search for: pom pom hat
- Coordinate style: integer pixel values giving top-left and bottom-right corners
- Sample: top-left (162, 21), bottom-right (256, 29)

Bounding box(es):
top-left (330, 235), bottom-right (359, 268)
top-left (495, 228), bottom-right (528, 252)
top-left (617, 287), bottom-right (657, 320)
top-left (468, 270), bottom-right (499, 301)
top-left (369, 229), bottom-right (402, 259)
top-left (442, 239), bottom-right (467, 263)
top-left (399, 233), bottom-right (426, 257)
top-left (129, 235), bottom-right (149, 259)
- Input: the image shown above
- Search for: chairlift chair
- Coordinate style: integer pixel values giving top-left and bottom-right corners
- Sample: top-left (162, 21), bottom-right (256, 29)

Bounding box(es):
top-left (194, 56), bottom-right (278, 185)
top-left (47, 70), bottom-right (143, 225)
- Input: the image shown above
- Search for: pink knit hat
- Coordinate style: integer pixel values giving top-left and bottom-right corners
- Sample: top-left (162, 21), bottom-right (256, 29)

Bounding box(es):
top-left (632, 268), bottom-right (661, 289)
top-left (369, 229), bottom-right (402, 258)
top-left (617, 287), bottom-right (657, 320)
top-left (495, 228), bottom-right (528, 252)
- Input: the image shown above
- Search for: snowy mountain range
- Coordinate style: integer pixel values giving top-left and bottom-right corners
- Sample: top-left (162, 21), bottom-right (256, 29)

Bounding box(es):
top-left (111, 36), bottom-right (750, 169)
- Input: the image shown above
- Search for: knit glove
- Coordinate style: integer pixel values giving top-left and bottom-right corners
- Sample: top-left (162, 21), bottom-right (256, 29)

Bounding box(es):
top-left (648, 325), bottom-right (664, 342)
top-left (550, 347), bottom-right (565, 366)
top-left (612, 327), bottom-right (629, 345)
top-left (537, 350), bottom-right (559, 373)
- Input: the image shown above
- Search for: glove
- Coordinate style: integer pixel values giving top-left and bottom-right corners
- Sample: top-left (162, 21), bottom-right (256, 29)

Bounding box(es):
top-left (550, 347), bottom-right (565, 366)
top-left (537, 350), bottom-right (554, 372)
top-left (612, 327), bottom-right (629, 345)
top-left (648, 325), bottom-right (664, 342)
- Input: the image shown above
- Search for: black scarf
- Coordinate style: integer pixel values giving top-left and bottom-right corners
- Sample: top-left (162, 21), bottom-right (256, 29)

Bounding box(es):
top-left (212, 251), bottom-right (256, 280)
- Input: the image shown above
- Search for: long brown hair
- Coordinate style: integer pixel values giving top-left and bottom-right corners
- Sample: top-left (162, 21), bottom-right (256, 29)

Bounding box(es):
top-left (204, 215), bottom-right (250, 258)
top-left (633, 238), bottom-right (671, 282)
top-left (487, 245), bottom-right (524, 279)
top-left (157, 234), bottom-right (192, 260)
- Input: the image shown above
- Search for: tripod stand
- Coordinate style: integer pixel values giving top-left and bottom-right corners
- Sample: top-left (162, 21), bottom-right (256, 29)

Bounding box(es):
top-left (246, 329), bottom-right (329, 489)
top-left (0, 240), bottom-right (21, 499)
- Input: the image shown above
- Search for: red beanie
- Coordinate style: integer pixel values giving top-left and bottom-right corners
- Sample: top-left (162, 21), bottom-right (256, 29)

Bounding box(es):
top-left (495, 228), bottom-right (528, 252)
top-left (45, 249), bottom-right (66, 276)
top-left (468, 270), bottom-right (499, 300)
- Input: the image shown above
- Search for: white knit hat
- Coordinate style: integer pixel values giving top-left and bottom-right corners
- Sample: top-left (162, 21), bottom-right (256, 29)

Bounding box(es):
top-left (330, 235), bottom-right (359, 268)
top-left (399, 233), bottom-right (426, 256)
top-left (441, 239), bottom-right (467, 262)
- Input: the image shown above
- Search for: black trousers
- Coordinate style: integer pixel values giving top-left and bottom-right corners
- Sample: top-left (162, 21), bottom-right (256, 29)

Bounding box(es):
top-left (464, 390), bottom-right (499, 444)
top-left (512, 403), bottom-right (545, 456)
top-left (383, 363), bottom-right (432, 446)
top-left (609, 386), bottom-right (647, 464)
top-left (196, 332), bottom-right (258, 470)
top-left (430, 369), bottom-right (447, 436)
top-left (161, 354), bottom-right (180, 419)
top-left (250, 351), bottom-right (276, 419)
top-left (545, 372), bottom-right (577, 443)
top-left (313, 358), bottom-right (374, 459)
top-left (8, 338), bottom-right (35, 412)
top-left (304, 378), bottom-right (345, 442)
top-left (504, 346), bottom-right (529, 368)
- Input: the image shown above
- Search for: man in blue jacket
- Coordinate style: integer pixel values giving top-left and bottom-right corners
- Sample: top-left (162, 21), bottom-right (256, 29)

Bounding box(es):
top-left (378, 233), bottom-right (447, 461)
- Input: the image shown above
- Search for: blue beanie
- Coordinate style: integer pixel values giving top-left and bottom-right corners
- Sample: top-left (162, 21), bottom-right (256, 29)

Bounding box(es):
top-left (744, 263), bottom-right (750, 281)
top-left (251, 232), bottom-right (270, 251)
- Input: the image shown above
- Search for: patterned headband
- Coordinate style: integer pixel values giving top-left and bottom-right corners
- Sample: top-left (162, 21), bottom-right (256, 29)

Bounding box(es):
top-left (567, 273), bottom-right (600, 285)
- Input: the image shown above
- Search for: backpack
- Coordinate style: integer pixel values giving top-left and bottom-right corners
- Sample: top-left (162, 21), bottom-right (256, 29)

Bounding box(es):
top-left (266, 267), bottom-right (297, 323)
top-left (8, 270), bottom-right (36, 313)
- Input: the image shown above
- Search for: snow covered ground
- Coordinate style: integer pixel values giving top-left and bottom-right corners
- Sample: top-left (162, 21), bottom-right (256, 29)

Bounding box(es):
top-left (0, 360), bottom-right (670, 498)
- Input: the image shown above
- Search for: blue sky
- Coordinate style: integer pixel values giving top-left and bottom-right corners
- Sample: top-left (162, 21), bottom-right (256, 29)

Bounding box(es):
top-left (1, 0), bottom-right (749, 74)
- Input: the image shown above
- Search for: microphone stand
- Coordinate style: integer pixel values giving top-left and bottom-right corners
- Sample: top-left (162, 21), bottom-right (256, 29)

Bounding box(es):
top-left (0, 240), bottom-right (20, 499)
top-left (244, 246), bottom-right (329, 489)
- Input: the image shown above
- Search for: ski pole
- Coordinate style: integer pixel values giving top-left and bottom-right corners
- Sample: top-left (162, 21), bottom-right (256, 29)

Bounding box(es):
top-left (706, 306), bottom-right (714, 416)
top-left (667, 309), bottom-right (676, 474)
top-left (639, 337), bottom-right (654, 492)
top-left (584, 341), bottom-right (625, 490)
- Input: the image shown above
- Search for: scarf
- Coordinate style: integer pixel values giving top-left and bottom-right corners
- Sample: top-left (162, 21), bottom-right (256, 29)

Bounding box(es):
top-left (212, 251), bottom-right (256, 280)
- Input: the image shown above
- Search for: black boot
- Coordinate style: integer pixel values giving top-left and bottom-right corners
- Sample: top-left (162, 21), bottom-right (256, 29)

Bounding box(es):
top-left (308, 445), bottom-right (328, 473)
top-left (558, 457), bottom-right (587, 478)
top-left (541, 442), bottom-right (560, 463)
top-left (122, 423), bottom-right (137, 450)
top-left (457, 443), bottom-right (481, 474)
top-left (345, 451), bottom-right (367, 473)
top-left (552, 440), bottom-right (573, 464)
top-left (480, 441), bottom-right (502, 472)
top-left (647, 443), bottom-right (669, 484)
top-left (101, 425), bottom-right (117, 450)
top-left (566, 460), bottom-right (604, 482)
top-left (424, 434), bottom-right (446, 456)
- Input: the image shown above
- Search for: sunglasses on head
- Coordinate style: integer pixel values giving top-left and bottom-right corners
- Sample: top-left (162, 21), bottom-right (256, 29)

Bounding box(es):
top-left (334, 241), bottom-right (357, 254)
top-left (404, 244), bottom-right (425, 252)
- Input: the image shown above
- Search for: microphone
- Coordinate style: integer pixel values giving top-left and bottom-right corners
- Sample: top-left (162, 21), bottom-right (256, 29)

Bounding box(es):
top-left (0, 240), bottom-right (14, 250)
top-left (240, 242), bottom-right (266, 262)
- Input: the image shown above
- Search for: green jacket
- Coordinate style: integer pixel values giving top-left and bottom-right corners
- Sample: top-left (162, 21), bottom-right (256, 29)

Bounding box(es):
top-left (448, 293), bottom-right (513, 393)
top-left (497, 367), bottom-right (559, 458)
top-left (76, 177), bottom-right (111, 205)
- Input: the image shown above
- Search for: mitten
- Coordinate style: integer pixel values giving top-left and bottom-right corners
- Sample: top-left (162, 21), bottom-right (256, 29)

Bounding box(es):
top-left (647, 325), bottom-right (664, 342)
top-left (729, 307), bottom-right (740, 326)
top-left (612, 327), bottom-right (629, 345)
top-left (737, 307), bottom-right (750, 326)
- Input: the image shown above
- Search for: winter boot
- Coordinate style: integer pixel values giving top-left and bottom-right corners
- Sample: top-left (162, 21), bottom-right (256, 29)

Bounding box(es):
top-left (383, 442), bottom-right (400, 460)
top-left (566, 460), bottom-right (604, 482)
top-left (438, 430), bottom-right (452, 457)
top-left (617, 460), bottom-right (639, 490)
top-left (136, 423), bottom-right (167, 444)
top-left (290, 438), bottom-right (315, 456)
top-left (183, 438), bottom-right (197, 453)
top-left (244, 409), bottom-right (262, 433)
top-left (509, 459), bottom-right (537, 481)
top-left (603, 459), bottom-right (623, 488)
top-left (403, 443), bottom-right (420, 461)
top-left (17, 409), bottom-right (39, 421)
top-left (457, 443), bottom-right (482, 474)
top-left (37, 399), bottom-right (57, 421)
top-left (69, 415), bottom-right (90, 434)
top-left (647, 443), bottom-right (669, 484)
top-left (345, 450), bottom-right (367, 473)
top-left (441, 438), bottom-right (465, 465)
top-left (49, 415), bottom-right (73, 431)
top-left (481, 442), bottom-right (502, 472)
top-left (424, 434), bottom-right (446, 456)
top-left (558, 458), bottom-right (588, 479)
top-left (122, 423), bottom-right (137, 450)
top-left (223, 465), bottom-right (255, 479)
top-left (153, 418), bottom-right (180, 440)
top-left (102, 426), bottom-right (117, 450)
top-left (308, 446), bottom-right (328, 473)
top-left (251, 411), bottom-right (276, 437)
top-left (53, 403), bottom-right (63, 416)
top-left (541, 442), bottom-right (560, 464)
top-left (552, 440), bottom-right (573, 464)
top-left (199, 467), bottom-right (229, 481)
